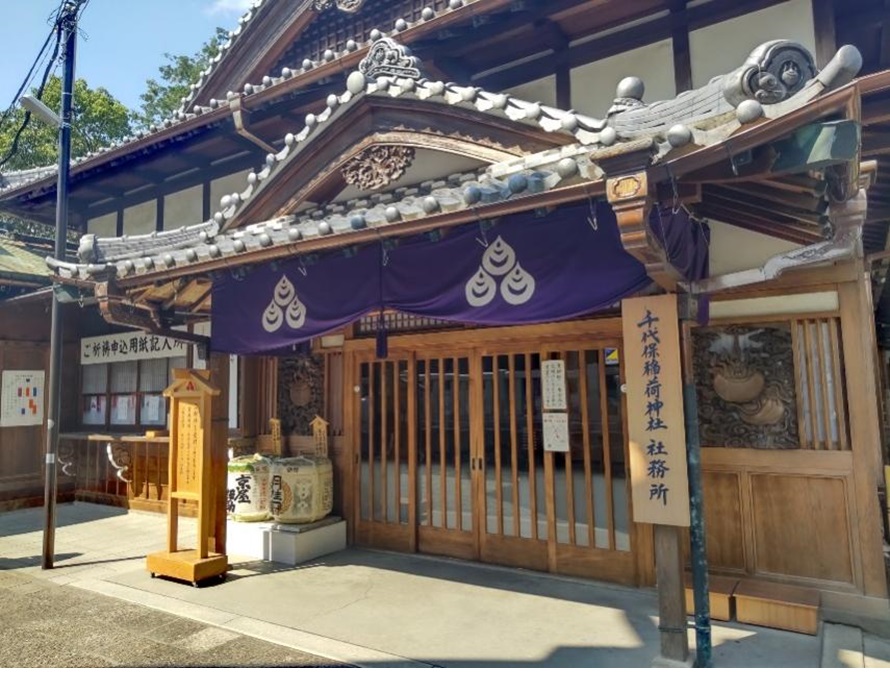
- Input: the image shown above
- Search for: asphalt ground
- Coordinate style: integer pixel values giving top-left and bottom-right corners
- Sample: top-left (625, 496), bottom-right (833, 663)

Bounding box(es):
top-left (0, 568), bottom-right (344, 668)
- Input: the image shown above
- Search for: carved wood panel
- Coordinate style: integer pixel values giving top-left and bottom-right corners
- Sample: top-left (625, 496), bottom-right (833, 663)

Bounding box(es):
top-left (277, 353), bottom-right (325, 435)
top-left (693, 323), bottom-right (800, 449)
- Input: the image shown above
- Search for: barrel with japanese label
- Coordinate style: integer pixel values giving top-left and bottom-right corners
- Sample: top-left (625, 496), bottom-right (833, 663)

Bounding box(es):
top-left (269, 455), bottom-right (333, 524)
top-left (226, 453), bottom-right (272, 522)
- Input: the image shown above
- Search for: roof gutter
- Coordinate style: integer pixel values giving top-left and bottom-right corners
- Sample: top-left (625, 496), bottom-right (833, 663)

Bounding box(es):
top-left (229, 96), bottom-right (277, 154)
top-left (688, 187), bottom-right (867, 294)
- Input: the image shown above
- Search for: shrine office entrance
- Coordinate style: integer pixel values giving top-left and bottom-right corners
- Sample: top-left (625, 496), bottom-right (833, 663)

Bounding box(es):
top-left (346, 318), bottom-right (652, 586)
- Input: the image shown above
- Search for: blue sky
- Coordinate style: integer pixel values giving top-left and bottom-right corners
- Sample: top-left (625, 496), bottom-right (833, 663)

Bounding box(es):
top-left (0, 0), bottom-right (253, 114)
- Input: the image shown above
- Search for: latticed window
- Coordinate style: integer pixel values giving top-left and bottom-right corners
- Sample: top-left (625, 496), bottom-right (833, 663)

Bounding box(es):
top-left (80, 356), bottom-right (187, 428)
top-left (693, 317), bottom-right (849, 450)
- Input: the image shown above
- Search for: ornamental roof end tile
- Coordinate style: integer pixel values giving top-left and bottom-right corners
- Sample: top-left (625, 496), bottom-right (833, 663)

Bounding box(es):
top-left (44, 38), bottom-right (864, 284)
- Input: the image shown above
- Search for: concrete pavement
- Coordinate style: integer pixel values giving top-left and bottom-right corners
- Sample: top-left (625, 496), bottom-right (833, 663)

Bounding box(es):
top-left (1, 502), bottom-right (888, 667)
top-left (0, 568), bottom-right (339, 667)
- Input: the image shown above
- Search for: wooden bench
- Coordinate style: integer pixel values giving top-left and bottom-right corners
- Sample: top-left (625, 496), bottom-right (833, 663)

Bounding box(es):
top-left (734, 579), bottom-right (820, 635)
top-left (684, 572), bottom-right (738, 622)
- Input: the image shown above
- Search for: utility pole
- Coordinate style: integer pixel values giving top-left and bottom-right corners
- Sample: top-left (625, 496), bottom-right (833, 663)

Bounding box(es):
top-left (43, 0), bottom-right (85, 570)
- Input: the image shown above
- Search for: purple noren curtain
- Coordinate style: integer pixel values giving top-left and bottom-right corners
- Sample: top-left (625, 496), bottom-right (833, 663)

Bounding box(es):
top-left (211, 202), bottom-right (707, 355)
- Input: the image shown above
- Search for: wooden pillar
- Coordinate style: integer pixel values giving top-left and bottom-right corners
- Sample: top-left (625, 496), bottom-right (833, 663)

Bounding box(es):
top-left (811, 0), bottom-right (837, 68)
top-left (670, 1), bottom-right (693, 93)
top-left (240, 356), bottom-right (258, 437)
top-left (839, 261), bottom-right (889, 598)
top-left (654, 526), bottom-right (689, 662)
top-left (209, 352), bottom-right (230, 556)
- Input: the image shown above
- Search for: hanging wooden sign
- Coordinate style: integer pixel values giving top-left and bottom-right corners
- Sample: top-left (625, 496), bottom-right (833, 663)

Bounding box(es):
top-left (621, 294), bottom-right (690, 527)
top-left (146, 369), bottom-right (227, 586)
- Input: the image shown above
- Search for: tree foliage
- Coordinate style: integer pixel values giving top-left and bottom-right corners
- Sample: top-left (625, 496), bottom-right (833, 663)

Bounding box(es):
top-left (0, 75), bottom-right (132, 171)
top-left (134, 27), bottom-right (228, 129)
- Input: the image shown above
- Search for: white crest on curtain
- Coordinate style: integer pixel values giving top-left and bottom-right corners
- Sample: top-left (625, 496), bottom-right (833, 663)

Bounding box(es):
top-left (465, 236), bottom-right (536, 307)
top-left (262, 275), bottom-right (307, 332)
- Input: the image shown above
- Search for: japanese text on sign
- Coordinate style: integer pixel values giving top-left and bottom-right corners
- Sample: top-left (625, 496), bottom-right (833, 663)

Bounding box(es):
top-left (542, 412), bottom-right (569, 452)
top-left (621, 294), bottom-right (690, 527)
top-left (176, 401), bottom-right (202, 496)
top-left (80, 330), bottom-right (188, 365)
top-left (541, 360), bottom-right (567, 410)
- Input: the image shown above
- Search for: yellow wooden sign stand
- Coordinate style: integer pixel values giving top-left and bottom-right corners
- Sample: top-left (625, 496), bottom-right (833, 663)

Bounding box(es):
top-left (146, 369), bottom-right (228, 586)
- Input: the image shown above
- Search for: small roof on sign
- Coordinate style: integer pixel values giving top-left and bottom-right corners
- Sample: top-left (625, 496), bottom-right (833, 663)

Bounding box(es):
top-left (163, 368), bottom-right (221, 398)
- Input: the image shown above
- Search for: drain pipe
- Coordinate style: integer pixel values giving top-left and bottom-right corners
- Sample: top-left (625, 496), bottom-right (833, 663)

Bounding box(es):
top-left (680, 307), bottom-right (711, 668)
top-left (228, 95), bottom-right (278, 155)
top-left (688, 189), bottom-right (866, 295)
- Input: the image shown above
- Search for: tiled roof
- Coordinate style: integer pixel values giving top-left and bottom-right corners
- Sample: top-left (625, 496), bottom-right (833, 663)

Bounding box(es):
top-left (52, 144), bottom-right (592, 282)
top-left (0, 2), bottom-right (489, 197)
top-left (46, 39), bottom-right (865, 284)
top-left (0, 236), bottom-right (53, 285)
top-left (192, 39), bottom-right (861, 233)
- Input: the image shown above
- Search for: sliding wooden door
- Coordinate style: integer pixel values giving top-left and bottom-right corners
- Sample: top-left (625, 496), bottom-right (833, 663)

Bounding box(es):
top-left (351, 323), bottom-right (641, 584)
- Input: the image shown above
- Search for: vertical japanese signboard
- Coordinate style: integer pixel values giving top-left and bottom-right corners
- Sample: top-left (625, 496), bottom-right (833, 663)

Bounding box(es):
top-left (621, 294), bottom-right (690, 527)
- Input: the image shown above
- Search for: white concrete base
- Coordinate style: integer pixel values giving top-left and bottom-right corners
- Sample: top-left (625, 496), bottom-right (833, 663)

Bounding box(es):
top-left (651, 655), bottom-right (694, 668)
top-left (226, 516), bottom-right (346, 566)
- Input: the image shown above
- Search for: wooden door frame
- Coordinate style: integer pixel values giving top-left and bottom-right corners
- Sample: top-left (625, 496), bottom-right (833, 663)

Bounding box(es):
top-left (344, 315), bottom-right (653, 585)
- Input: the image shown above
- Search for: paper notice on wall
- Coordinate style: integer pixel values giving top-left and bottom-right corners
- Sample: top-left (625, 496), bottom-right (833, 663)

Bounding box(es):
top-left (542, 412), bottom-right (569, 452)
top-left (0, 370), bottom-right (45, 427)
top-left (114, 396), bottom-right (133, 423)
top-left (144, 395), bottom-right (161, 423)
top-left (541, 359), bottom-right (566, 410)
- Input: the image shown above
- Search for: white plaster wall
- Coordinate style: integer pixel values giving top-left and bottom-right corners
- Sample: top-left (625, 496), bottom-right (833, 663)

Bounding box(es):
top-left (122, 200), bottom-right (157, 236)
top-left (689, 0), bottom-right (816, 88)
top-left (210, 171), bottom-right (250, 216)
top-left (708, 219), bottom-right (800, 276)
top-left (570, 39), bottom-right (675, 117)
top-left (506, 76), bottom-right (556, 107)
top-left (87, 212), bottom-right (116, 237)
top-left (710, 291), bottom-right (839, 318)
top-left (163, 184), bottom-right (203, 231)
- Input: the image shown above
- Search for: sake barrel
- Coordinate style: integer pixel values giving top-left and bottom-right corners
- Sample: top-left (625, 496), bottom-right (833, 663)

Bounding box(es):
top-left (226, 453), bottom-right (272, 522)
top-left (269, 455), bottom-right (333, 524)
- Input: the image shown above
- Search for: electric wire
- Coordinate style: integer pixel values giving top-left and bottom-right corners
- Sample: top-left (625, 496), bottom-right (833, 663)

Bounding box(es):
top-left (0, 0), bottom-right (88, 170)
top-left (0, 26), bottom-right (56, 134)
top-left (0, 20), bottom-right (63, 170)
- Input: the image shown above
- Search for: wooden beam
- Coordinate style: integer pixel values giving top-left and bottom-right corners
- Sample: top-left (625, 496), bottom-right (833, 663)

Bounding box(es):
top-left (84, 149), bottom-right (261, 220)
top-left (556, 65), bottom-right (571, 110)
top-left (676, 121), bottom-right (860, 186)
top-left (155, 195), bottom-right (164, 233)
top-left (863, 99), bottom-right (890, 126)
top-left (882, 0), bottom-right (890, 68)
top-left (202, 181), bottom-right (211, 222)
top-left (671, 0), bottom-right (693, 93)
top-left (412, 0), bottom-right (583, 60)
top-left (208, 352), bottom-right (230, 557)
top-left (811, 0), bottom-right (837, 68)
top-left (838, 262), bottom-right (890, 599)
top-left (475, 13), bottom-right (669, 92)
top-left (606, 171), bottom-right (679, 290)
top-left (707, 186), bottom-right (828, 228)
top-left (697, 202), bottom-right (820, 245)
